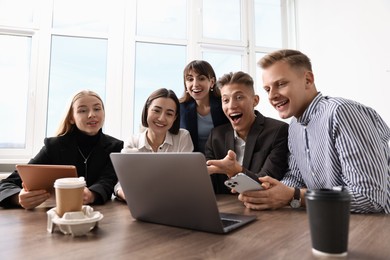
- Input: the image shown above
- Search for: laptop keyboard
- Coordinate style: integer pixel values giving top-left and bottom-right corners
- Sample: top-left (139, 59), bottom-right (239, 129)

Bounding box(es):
top-left (221, 218), bottom-right (241, 228)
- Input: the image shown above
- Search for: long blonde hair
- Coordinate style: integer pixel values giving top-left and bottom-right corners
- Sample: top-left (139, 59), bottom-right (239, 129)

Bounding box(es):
top-left (56, 90), bottom-right (104, 136)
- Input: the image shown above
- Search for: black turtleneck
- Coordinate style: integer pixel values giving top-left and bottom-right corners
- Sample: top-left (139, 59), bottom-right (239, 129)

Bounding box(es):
top-left (73, 127), bottom-right (102, 156)
top-left (72, 127), bottom-right (104, 203)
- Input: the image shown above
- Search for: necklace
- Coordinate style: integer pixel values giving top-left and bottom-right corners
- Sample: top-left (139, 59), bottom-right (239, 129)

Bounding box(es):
top-left (78, 147), bottom-right (93, 176)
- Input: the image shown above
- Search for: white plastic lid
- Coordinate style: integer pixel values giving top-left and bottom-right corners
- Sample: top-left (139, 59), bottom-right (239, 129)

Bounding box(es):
top-left (54, 177), bottom-right (86, 189)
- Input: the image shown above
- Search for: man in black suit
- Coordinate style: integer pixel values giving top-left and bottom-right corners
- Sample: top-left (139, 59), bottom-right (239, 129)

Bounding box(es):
top-left (205, 71), bottom-right (289, 194)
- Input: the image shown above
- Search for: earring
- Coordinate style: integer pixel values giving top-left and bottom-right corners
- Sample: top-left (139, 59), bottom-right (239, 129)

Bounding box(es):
top-left (210, 87), bottom-right (214, 92)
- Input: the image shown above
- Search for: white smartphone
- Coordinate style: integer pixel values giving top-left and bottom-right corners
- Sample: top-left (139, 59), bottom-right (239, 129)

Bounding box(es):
top-left (224, 173), bottom-right (263, 193)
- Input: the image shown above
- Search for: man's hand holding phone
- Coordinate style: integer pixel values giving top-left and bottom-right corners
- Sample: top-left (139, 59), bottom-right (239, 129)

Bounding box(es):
top-left (224, 173), bottom-right (263, 193)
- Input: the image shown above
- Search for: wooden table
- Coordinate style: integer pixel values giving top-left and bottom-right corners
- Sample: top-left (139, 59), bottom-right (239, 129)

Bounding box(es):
top-left (1, 195), bottom-right (389, 259)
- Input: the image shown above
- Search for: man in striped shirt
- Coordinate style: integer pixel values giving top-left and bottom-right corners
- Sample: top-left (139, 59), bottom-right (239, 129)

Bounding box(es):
top-left (238, 49), bottom-right (389, 213)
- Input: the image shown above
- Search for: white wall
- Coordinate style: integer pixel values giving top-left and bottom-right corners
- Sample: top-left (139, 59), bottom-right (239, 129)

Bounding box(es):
top-left (294, 0), bottom-right (390, 126)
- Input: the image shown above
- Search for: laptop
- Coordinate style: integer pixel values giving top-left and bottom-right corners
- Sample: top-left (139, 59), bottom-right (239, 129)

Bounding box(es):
top-left (110, 152), bottom-right (256, 234)
top-left (16, 164), bottom-right (77, 193)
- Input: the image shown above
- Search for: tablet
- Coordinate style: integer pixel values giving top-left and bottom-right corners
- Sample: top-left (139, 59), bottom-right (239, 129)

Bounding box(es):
top-left (16, 164), bottom-right (78, 193)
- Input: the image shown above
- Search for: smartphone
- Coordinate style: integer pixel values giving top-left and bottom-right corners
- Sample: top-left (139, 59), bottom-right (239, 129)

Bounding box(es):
top-left (224, 173), bottom-right (263, 193)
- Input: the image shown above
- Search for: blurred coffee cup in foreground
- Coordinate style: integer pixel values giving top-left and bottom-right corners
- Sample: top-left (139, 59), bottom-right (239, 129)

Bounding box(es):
top-left (306, 188), bottom-right (351, 258)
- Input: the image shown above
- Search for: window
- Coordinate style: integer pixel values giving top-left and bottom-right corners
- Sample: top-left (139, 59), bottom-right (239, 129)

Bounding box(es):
top-left (0, 0), bottom-right (294, 163)
top-left (254, 0), bottom-right (283, 48)
top-left (202, 0), bottom-right (241, 41)
top-left (202, 50), bottom-right (243, 78)
top-left (0, 0), bottom-right (34, 25)
top-left (52, 0), bottom-right (109, 33)
top-left (0, 35), bottom-right (31, 148)
top-left (133, 42), bottom-right (186, 132)
top-left (47, 36), bottom-right (107, 136)
top-left (136, 0), bottom-right (186, 39)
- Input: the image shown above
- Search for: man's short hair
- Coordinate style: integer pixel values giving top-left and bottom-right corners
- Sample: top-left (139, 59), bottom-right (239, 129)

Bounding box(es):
top-left (217, 71), bottom-right (254, 93)
top-left (258, 49), bottom-right (313, 72)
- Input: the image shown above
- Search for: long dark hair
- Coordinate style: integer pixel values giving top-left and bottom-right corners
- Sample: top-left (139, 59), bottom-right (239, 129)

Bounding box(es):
top-left (179, 60), bottom-right (221, 103)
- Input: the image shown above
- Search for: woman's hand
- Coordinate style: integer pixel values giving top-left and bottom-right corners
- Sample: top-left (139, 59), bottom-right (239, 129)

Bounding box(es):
top-left (117, 188), bottom-right (126, 201)
top-left (83, 187), bottom-right (96, 204)
top-left (18, 184), bottom-right (51, 209)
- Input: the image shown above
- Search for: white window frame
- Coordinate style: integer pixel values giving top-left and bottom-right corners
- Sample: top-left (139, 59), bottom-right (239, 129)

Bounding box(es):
top-left (0, 0), bottom-right (295, 166)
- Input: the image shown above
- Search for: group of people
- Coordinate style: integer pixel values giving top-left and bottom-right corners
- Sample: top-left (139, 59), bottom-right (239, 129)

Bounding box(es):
top-left (1, 49), bottom-right (389, 214)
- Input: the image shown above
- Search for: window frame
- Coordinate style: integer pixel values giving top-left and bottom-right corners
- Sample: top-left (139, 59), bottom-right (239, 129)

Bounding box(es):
top-left (0, 0), bottom-right (295, 165)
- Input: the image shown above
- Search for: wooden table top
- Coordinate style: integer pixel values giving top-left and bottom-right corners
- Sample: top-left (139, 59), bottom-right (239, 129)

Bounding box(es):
top-left (1, 195), bottom-right (389, 259)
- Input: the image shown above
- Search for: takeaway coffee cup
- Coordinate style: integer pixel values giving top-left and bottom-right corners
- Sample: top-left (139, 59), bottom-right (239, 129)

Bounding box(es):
top-left (305, 189), bottom-right (351, 258)
top-left (54, 177), bottom-right (86, 217)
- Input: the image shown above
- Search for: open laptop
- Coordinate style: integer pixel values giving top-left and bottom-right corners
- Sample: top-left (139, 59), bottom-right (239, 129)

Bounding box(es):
top-left (110, 152), bottom-right (256, 234)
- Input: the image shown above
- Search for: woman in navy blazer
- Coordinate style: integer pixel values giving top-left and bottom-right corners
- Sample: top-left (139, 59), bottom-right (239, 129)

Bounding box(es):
top-left (0, 90), bottom-right (123, 209)
top-left (179, 60), bottom-right (229, 153)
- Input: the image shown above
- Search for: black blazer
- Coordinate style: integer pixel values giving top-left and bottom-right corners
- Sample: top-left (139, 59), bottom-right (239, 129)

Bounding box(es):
top-left (0, 131), bottom-right (123, 207)
top-left (205, 111), bottom-right (289, 194)
top-left (180, 94), bottom-right (229, 153)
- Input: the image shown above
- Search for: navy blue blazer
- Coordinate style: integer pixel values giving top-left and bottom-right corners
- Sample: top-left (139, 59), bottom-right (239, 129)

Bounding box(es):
top-left (205, 110), bottom-right (289, 194)
top-left (0, 130), bottom-right (123, 207)
top-left (180, 94), bottom-right (229, 153)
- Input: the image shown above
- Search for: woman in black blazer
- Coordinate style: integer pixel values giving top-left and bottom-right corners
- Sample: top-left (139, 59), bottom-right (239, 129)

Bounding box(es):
top-left (0, 90), bottom-right (123, 209)
top-left (179, 60), bottom-right (229, 153)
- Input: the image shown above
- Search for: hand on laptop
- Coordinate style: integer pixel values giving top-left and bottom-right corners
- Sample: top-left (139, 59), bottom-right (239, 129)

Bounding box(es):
top-left (206, 150), bottom-right (242, 178)
top-left (18, 184), bottom-right (50, 209)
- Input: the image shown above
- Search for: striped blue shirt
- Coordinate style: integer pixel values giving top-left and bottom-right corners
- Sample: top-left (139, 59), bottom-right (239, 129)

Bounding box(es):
top-left (281, 93), bottom-right (390, 213)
